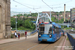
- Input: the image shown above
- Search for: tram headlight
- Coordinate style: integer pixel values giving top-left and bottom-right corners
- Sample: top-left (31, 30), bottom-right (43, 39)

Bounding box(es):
top-left (39, 35), bottom-right (41, 36)
top-left (49, 35), bottom-right (52, 38)
top-left (49, 35), bottom-right (51, 36)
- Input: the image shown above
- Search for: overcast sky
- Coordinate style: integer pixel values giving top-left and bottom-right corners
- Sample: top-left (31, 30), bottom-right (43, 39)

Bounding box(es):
top-left (11, 0), bottom-right (75, 12)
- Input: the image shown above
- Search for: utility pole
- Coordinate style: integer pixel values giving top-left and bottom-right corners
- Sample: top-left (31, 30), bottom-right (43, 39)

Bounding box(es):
top-left (15, 16), bottom-right (17, 31)
top-left (15, 5), bottom-right (17, 31)
top-left (64, 4), bottom-right (66, 22)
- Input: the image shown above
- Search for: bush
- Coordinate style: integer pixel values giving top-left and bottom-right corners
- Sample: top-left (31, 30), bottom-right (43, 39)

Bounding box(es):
top-left (11, 34), bottom-right (15, 38)
top-left (18, 27), bottom-right (25, 30)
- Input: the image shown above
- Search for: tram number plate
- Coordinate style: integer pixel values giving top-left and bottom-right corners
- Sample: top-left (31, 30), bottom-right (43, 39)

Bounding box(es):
top-left (42, 39), bottom-right (47, 41)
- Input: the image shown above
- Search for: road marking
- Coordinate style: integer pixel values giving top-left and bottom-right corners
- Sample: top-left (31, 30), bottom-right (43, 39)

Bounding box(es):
top-left (61, 36), bottom-right (67, 50)
top-left (27, 44), bottom-right (38, 50)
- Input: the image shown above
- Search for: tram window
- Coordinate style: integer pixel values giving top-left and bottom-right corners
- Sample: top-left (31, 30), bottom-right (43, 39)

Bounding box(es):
top-left (53, 26), bottom-right (55, 29)
top-left (55, 27), bottom-right (59, 33)
top-left (49, 27), bottom-right (52, 34)
top-left (39, 27), bottom-right (44, 31)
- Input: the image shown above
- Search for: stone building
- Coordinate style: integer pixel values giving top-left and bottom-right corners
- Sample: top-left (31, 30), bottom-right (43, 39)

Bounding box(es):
top-left (0, 0), bottom-right (11, 38)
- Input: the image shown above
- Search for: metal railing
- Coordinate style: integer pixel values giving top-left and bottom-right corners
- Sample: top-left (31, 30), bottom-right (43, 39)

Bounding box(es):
top-left (30, 30), bottom-right (37, 34)
top-left (67, 33), bottom-right (75, 50)
top-left (11, 30), bottom-right (37, 36)
top-left (11, 30), bottom-right (25, 34)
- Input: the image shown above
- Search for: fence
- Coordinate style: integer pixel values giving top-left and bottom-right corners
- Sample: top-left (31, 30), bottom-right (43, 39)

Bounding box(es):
top-left (11, 30), bottom-right (37, 35)
top-left (11, 30), bottom-right (25, 34)
top-left (67, 33), bottom-right (75, 50)
top-left (30, 30), bottom-right (37, 35)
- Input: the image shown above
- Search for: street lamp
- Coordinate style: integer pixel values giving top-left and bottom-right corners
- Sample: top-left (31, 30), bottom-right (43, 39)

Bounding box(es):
top-left (15, 16), bottom-right (17, 31)
top-left (15, 5), bottom-right (17, 31)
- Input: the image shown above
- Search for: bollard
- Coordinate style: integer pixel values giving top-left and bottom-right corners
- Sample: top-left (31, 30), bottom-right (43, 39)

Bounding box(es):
top-left (18, 33), bottom-right (20, 39)
top-left (25, 31), bottom-right (27, 39)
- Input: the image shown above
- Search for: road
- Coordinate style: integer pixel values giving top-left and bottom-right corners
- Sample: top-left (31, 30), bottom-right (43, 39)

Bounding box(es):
top-left (0, 35), bottom-right (65, 50)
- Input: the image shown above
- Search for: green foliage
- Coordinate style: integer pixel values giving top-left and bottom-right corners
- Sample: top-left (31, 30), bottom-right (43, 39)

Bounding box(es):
top-left (11, 17), bottom-right (16, 28)
top-left (31, 13), bottom-right (38, 17)
top-left (51, 17), bottom-right (56, 22)
top-left (11, 17), bottom-right (35, 30)
top-left (61, 26), bottom-right (64, 29)
top-left (51, 17), bottom-right (59, 23)
top-left (52, 17), bottom-right (64, 23)
top-left (66, 11), bottom-right (70, 12)
top-left (58, 18), bottom-right (64, 23)
top-left (24, 19), bottom-right (31, 28)
top-left (16, 13), bottom-right (38, 18)
top-left (24, 14), bottom-right (26, 16)
top-left (11, 34), bottom-right (14, 38)
top-left (67, 37), bottom-right (69, 40)
top-left (18, 26), bottom-right (25, 30)
top-left (23, 19), bottom-right (35, 29)
top-left (17, 19), bottom-right (24, 27)
top-left (17, 14), bottom-right (23, 17)
top-left (64, 27), bottom-right (72, 30)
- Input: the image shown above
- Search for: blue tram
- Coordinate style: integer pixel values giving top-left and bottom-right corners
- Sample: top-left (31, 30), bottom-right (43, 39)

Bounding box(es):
top-left (38, 22), bottom-right (61, 42)
top-left (36, 13), bottom-right (62, 42)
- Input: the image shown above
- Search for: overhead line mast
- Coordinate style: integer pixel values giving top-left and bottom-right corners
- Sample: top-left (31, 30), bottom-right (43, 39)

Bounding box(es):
top-left (42, 0), bottom-right (53, 22)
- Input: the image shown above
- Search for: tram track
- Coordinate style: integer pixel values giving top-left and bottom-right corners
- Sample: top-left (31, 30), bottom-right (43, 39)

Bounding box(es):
top-left (42, 36), bottom-right (65, 50)
top-left (27, 36), bottom-right (65, 50)
top-left (42, 43), bottom-right (50, 50)
top-left (0, 36), bottom-right (65, 50)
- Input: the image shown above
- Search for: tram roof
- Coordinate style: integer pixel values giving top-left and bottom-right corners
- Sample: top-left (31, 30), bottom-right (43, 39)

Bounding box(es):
top-left (39, 22), bottom-right (61, 28)
top-left (52, 22), bottom-right (61, 28)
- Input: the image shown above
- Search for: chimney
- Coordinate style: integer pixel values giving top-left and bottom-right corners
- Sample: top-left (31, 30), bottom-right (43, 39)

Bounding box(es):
top-left (64, 4), bottom-right (66, 22)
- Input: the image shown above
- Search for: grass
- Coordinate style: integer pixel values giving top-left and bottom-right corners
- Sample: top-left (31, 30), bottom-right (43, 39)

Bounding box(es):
top-left (66, 37), bottom-right (69, 40)
top-left (64, 27), bottom-right (72, 30)
top-left (63, 27), bottom-right (75, 30)
top-left (12, 27), bottom-right (35, 31)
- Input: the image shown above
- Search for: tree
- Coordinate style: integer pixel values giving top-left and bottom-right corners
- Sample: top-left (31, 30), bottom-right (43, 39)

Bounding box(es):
top-left (17, 19), bottom-right (24, 27)
top-left (11, 17), bottom-right (16, 28)
top-left (17, 14), bottom-right (23, 17)
top-left (31, 13), bottom-right (38, 17)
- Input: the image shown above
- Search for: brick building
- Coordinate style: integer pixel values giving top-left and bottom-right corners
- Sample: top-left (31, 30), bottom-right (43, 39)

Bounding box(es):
top-left (0, 0), bottom-right (11, 38)
top-left (70, 8), bottom-right (75, 23)
top-left (42, 11), bottom-right (70, 20)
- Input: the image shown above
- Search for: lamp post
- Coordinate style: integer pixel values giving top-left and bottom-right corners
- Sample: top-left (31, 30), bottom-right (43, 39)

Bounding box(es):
top-left (15, 5), bottom-right (17, 31)
top-left (15, 16), bottom-right (17, 31)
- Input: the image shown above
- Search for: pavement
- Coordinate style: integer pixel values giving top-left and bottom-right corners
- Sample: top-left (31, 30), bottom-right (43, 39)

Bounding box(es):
top-left (56, 33), bottom-right (72, 50)
top-left (61, 33), bottom-right (72, 50)
top-left (0, 34), bottom-right (65, 50)
top-left (0, 32), bottom-right (72, 50)
top-left (0, 32), bottom-right (38, 45)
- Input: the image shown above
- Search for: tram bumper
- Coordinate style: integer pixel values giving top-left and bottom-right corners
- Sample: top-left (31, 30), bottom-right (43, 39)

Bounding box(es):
top-left (38, 38), bottom-right (54, 42)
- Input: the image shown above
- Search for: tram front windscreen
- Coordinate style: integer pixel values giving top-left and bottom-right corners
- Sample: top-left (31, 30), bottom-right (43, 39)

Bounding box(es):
top-left (39, 24), bottom-right (52, 34)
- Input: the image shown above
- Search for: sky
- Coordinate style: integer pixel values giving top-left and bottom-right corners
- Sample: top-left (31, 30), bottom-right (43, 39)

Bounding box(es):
top-left (11, 0), bottom-right (75, 12)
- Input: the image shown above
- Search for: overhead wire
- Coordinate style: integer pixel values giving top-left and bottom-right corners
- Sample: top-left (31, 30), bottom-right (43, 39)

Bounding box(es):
top-left (49, 0), bottom-right (73, 6)
top-left (42, 0), bottom-right (53, 10)
top-left (42, 0), bottom-right (73, 10)
top-left (13, 0), bottom-right (40, 12)
top-left (13, 0), bottom-right (33, 9)
top-left (12, 0), bottom-right (73, 12)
